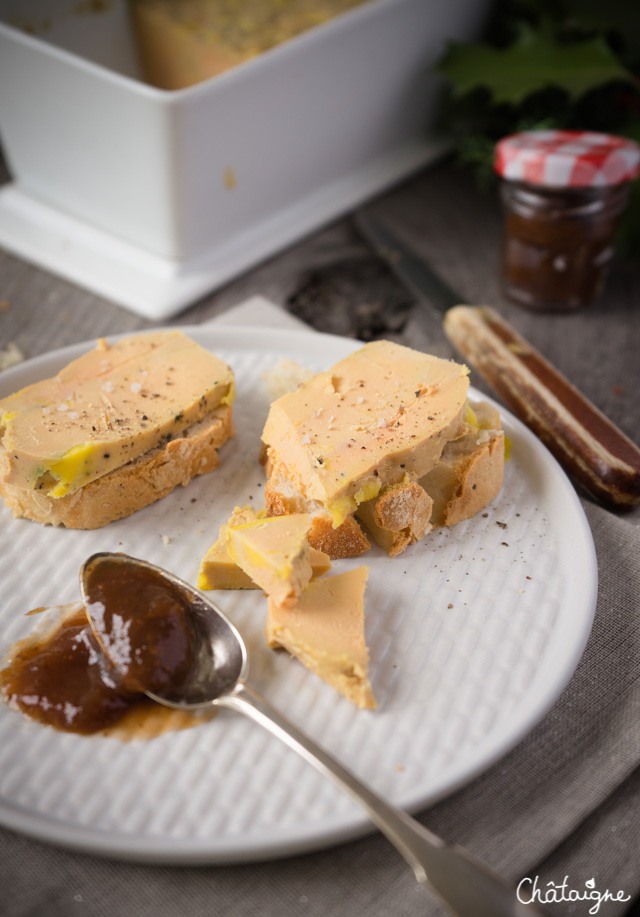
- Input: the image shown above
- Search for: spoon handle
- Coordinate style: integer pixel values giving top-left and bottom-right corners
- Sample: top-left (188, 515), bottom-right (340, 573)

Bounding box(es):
top-left (217, 684), bottom-right (542, 917)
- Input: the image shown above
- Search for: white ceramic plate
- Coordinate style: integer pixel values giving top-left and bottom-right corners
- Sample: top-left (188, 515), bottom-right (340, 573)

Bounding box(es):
top-left (0, 325), bottom-right (597, 864)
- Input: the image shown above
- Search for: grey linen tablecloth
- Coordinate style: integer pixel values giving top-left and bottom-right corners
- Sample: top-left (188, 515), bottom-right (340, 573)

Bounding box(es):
top-left (1, 301), bottom-right (639, 917)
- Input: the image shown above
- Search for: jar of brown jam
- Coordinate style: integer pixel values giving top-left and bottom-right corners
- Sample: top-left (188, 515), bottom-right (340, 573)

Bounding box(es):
top-left (495, 130), bottom-right (640, 311)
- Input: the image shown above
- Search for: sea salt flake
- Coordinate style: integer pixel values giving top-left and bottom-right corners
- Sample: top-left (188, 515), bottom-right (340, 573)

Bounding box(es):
top-left (73, 629), bottom-right (100, 666)
top-left (63, 702), bottom-right (82, 725)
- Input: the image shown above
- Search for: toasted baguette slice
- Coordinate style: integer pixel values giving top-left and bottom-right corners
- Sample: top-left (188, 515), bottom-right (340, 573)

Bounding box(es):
top-left (264, 470), bottom-right (370, 559)
top-left (266, 566), bottom-right (375, 709)
top-left (356, 401), bottom-right (504, 552)
top-left (0, 405), bottom-right (233, 529)
top-left (419, 426), bottom-right (504, 529)
top-left (356, 481), bottom-right (433, 557)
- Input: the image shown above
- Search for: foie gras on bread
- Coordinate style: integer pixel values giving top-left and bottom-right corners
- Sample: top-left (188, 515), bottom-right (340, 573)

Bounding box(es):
top-left (0, 331), bottom-right (235, 528)
top-left (261, 340), bottom-right (469, 556)
top-left (355, 400), bottom-right (505, 553)
top-left (266, 566), bottom-right (375, 708)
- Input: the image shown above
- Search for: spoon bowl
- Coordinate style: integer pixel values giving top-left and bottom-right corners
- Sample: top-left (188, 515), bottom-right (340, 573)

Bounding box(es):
top-left (81, 551), bottom-right (247, 706)
top-left (81, 551), bottom-right (542, 917)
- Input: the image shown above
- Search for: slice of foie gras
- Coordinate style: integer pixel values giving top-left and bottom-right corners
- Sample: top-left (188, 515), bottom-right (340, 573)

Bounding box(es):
top-left (198, 507), bottom-right (330, 591)
top-left (0, 331), bottom-right (234, 497)
top-left (266, 566), bottom-right (375, 709)
top-left (223, 513), bottom-right (314, 608)
top-left (261, 340), bottom-right (469, 526)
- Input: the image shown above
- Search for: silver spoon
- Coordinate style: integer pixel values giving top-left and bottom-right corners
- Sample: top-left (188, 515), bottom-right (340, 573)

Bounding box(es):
top-left (81, 552), bottom-right (543, 917)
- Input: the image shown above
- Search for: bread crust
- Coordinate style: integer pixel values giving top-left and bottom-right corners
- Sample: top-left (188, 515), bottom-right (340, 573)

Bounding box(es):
top-left (264, 472), bottom-right (370, 559)
top-left (358, 426), bottom-right (503, 552)
top-left (420, 428), bottom-right (504, 528)
top-left (306, 515), bottom-right (370, 560)
top-left (356, 482), bottom-right (433, 557)
top-left (0, 405), bottom-right (234, 529)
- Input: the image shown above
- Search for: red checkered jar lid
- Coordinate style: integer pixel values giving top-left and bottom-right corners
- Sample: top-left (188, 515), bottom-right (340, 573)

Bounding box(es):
top-left (494, 130), bottom-right (640, 188)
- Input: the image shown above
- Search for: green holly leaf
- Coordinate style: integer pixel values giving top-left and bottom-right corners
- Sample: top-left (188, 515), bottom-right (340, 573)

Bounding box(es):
top-left (439, 25), bottom-right (638, 107)
top-left (562, 0), bottom-right (640, 66)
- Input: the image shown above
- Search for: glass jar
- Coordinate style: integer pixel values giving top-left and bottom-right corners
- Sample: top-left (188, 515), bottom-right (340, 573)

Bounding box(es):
top-left (500, 180), bottom-right (630, 311)
top-left (495, 131), bottom-right (640, 312)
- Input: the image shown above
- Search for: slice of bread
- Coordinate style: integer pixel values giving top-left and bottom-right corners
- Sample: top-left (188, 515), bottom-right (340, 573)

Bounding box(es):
top-left (355, 401), bottom-right (504, 552)
top-left (0, 405), bottom-right (234, 529)
top-left (0, 331), bottom-right (234, 498)
top-left (419, 426), bottom-right (504, 529)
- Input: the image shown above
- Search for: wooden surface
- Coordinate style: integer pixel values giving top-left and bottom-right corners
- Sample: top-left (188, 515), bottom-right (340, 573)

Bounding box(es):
top-left (1, 151), bottom-right (639, 524)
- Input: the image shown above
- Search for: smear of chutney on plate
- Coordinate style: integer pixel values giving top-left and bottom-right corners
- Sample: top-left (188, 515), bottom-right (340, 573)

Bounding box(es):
top-left (0, 561), bottom-right (209, 738)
